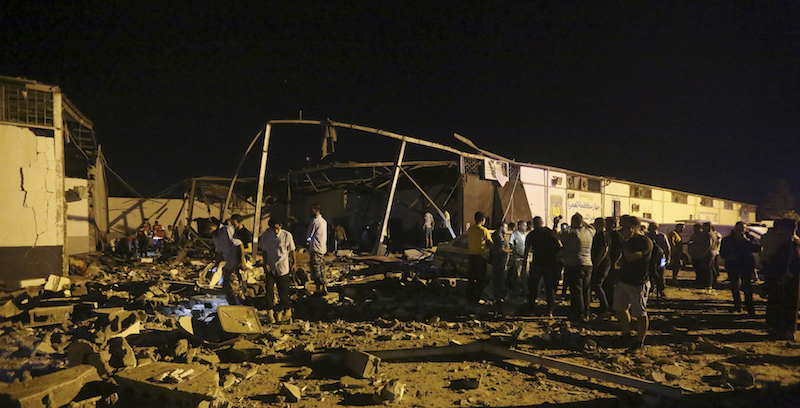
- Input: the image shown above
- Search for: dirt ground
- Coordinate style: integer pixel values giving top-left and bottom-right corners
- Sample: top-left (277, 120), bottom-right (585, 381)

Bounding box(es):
top-left (2, 257), bottom-right (800, 408)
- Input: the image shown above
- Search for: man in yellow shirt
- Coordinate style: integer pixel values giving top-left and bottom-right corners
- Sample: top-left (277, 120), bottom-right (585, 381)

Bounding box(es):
top-left (467, 211), bottom-right (493, 304)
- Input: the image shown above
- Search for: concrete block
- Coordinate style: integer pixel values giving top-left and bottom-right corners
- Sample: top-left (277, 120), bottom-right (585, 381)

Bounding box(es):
top-left (44, 275), bottom-right (71, 292)
top-left (115, 362), bottom-right (219, 406)
top-left (344, 351), bottom-right (381, 378)
top-left (0, 292), bottom-right (35, 318)
top-left (28, 306), bottom-right (73, 326)
top-left (0, 365), bottom-right (101, 408)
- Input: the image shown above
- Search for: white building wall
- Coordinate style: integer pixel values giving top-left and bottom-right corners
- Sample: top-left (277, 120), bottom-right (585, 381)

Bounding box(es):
top-left (65, 177), bottom-right (92, 255)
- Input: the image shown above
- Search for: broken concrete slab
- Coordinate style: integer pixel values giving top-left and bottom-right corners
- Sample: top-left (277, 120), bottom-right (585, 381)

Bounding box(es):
top-left (108, 337), bottom-right (137, 369)
top-left (0, 292), bottom-right (35, 319)
top-left (115, 362), bottom-right (220, 406)
top-left (0, 365), bottom-right (101, 408)
top-left (68, 339), bottom-right (113, 377)
top-left (27, 306), bottom-right (74, 327)
top-left (344, 351), bottom-right (381, 378)
top-left (280, 382), bottom-right (301, 403)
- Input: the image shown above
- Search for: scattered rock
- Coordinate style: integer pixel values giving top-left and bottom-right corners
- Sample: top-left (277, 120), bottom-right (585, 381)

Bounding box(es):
top-left (375, 379), bottom-right (406, 403)
top-left (280, 382), bottom-right (301, 402)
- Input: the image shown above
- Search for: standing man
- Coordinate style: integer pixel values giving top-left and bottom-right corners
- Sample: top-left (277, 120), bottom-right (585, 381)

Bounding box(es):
top-left (490, 222), bottom-right (513, 311)
top-left (720, 222), bottom-right (761, 315)
top-left (668, 223), bottom-right (685, 285)
top-left (525, 216), bottom-right (562, 317)
top-left (646, 223), bottom-right (671, 299)
top-left (210, 218), bottom-right (248, 305)
top-left (258, 217), bottom-right (296, 324)
top-left (590, 217), bottom-right (612, 317)
top-left (688, 223), bottom-right (713, 290)
top-left (509, 220), bottom-right (529, 295)
top-left (765, 218), bottom-right (800, 340)
top-left (561, 213), bottom-right (596, 322)
top-left (466, 212), bottom-right (493, 305)
top-left (423, 210), bottom-right (435, 248)
top-left (614, 215), bottom-right (654, 351)
top-left (306, 203), bottom-right (329, 295)
top-left (710, 225), bottom-right (723, 284)
top-left (604, 217), bottom-right (624, 309)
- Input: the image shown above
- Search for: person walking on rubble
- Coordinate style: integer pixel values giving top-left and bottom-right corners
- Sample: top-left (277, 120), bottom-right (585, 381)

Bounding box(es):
top-left (306, 203), bottom-right (329, 295)
top-left (561, 213), bottom-right (595, 322)
top-left (258, 217), bottom-right (296, 324)
top-left (765, 218), bottom-right (800, 340)
top-left (668, 223), bottom-right (685, 285)
top-left (720, 222), bottom-right (761, 315)
top-left (210, 217), bottom-right (248, 305)
top-left (466, 211), bottom-right (493, 305)
top-left (614, 215), bottom-right (654, 351)
top-left (525, 216), bottom-right (562, 317)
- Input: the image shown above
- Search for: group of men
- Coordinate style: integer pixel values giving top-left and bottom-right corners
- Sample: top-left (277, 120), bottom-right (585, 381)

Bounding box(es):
top-left (209, 204), bottom-right (330, 324)
top-left (467, 210), bottom-right (800, 345)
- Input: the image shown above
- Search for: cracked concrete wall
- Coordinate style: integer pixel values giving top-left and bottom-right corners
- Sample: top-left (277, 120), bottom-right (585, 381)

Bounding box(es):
top-left (0, 124), bottom-right (65, 280)
top-left (0, 125), bottom-right (61, 247)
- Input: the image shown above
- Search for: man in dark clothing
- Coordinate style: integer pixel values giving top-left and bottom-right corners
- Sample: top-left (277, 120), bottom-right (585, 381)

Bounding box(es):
top-left (646, 223), bottom-right (671, 299)
top-left (231, 214), bottom-right (253, 255)
top-left (720, 222), bottom-right (761, 315)
top-left (688, 223), bottom-right (714, 290)
top-left (525, 216), bottom-right (562, 317)
top-left (590, 217), bottom-right (612, 316)
top-left (603, 217), bottom-right (624, 309)
top-left (765, 218), bottom-right (800, 340)
top-left (614, 215), bottom-right (653, 351)
top-left (490, 222), bottom-right (513, 311)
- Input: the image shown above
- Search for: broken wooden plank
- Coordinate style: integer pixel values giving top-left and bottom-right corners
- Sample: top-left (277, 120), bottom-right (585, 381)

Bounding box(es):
top-left (481, 343), bottom-right (682, 400)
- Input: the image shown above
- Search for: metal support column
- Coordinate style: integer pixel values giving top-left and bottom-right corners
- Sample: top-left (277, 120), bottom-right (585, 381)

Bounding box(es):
top-left (374, 139), bottom-right (407, 255)
top-left (252, 123), bottom-right (272, 253)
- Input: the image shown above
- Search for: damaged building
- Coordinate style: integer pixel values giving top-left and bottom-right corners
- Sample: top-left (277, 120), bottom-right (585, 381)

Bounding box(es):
top-left (0, 76), bottom-right (108, 285)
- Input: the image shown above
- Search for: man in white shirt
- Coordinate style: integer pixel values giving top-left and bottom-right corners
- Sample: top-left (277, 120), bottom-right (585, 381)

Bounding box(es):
top-left (306, 203), bottom-right (329, 295)
top-left (509, 220), bottom-right (529, 295)
top-left (258, 217), bottom-right (296, 323)
top-left (210, 218), bottom-right (247, 305)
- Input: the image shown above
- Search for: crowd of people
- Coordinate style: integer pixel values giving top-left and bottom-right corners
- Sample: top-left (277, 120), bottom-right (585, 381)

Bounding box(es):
top-left (465, 211), bottom-right (800, 349)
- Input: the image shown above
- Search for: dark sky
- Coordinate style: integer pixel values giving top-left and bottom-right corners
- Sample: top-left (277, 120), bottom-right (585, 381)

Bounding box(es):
top-left (3, 2), bottom-right (799, 207)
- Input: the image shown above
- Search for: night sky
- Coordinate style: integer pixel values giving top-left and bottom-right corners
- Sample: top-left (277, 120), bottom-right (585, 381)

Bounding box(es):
top-left (3, 2), bottom-right (799, 208)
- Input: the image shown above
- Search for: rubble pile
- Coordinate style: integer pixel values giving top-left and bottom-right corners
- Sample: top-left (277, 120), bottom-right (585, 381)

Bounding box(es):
top-left (0, 252), bottom-right (799, 407)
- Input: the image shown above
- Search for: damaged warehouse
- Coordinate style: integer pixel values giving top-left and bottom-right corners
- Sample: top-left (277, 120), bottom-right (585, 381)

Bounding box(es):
top-left (1, 88), bottom-right (798, 408)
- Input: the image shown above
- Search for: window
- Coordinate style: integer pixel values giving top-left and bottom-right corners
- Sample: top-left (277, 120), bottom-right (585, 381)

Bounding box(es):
top-left (0, 81), bottom-right (54, 127)
top-left (724, 201), bottom-right (734, 210)
top-left (632, 203), bottom-right (640, 212)
top-left (551, 176), bottom-right (562, 187)
top-left (672, 193), bottom-right (688, 204)
top-left (643, 213), bottom-right (652, 219)
top-left (630, 186), bottom-right (652, 199)
top-left (700, 197), bottom-right (714, 207)
top-left (587, 178), bottom-right (602, 192)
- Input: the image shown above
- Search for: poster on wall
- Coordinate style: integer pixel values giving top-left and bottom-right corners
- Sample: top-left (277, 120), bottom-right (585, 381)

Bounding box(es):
top-left (549, 195), bottom-right (563, 222)
top-left (567, 191), bottom-right (602, 221)
top-left (483, 159), bottom-right (509, 187)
